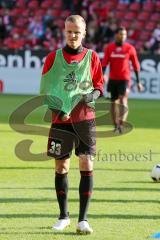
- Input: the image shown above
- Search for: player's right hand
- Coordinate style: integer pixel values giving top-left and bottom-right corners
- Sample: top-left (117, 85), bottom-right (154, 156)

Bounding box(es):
top-left (137, 82), bottom-right (144, 92)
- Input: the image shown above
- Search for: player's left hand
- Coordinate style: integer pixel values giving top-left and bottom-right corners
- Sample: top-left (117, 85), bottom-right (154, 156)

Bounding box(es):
top-left (82, 93), bottom-right (93, 103)
top-left (137, 82), bottom-right (144, 92)
top-left (61, 114), bottom-right (70, 121)
top-left (59, 111), bottom-right (70, 121)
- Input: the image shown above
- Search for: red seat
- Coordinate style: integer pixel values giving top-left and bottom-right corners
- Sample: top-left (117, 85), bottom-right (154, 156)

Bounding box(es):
top-left (145, 21), bottom-right (156, 31)
top-left (135, 41), bottom-right (144, 51)
top-left (28, 1), bottom-right (39, 9)
top-left (134, 21), bottom-right (145, 29)
top-left (155, 2), bottom-right (160, 10)
top-left (35, 9), bottom-right (46, 16)
top-left (15, 18), bottom-right (27, 27)
top-left (116, 3), bottom-right (129, 11)
top-left (21, 9), bottom-right (29, 17)
top-left (16, 0), bottom-right (26, 8)
top-left (120, 20), bottom-right (131, 29)
top-left (138, 31), bottom-right (151, 41)
top-left (137, 12), bottom-right (150, 21)
top-left (142, 2), bottom-right (155, 12)
top-left (53, 0), bottom-right (62, 8)
top-left (105, 2), bottom-right (116, 11)
top-left (116, 11), bottom-right (125, 19)
top-left (41, 0), bottom-right (53, 9)
top-left (52, 9), bottom-right (61, 17)
top-left (124, 12), bottom-right (137, 21)
top-left (62, 10), bottom-right (70, 19)
top-left (10, 28), bottom-right (21, 34)
top-left (54, 19), bottom-right (64, 28)
top-left (9, 8), bottom-right (23, 17)
top-left (150, 13), bottom-right (160, 22)
top-left (129, 2), bottom-right (140, 12)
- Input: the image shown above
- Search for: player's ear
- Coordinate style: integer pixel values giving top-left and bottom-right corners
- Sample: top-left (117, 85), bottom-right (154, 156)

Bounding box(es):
top-left (83, 29), bottom-right (86, 39)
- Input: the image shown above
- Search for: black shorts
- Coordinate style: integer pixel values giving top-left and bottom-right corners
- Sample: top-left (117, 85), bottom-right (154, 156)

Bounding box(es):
top-left (107, 79), bottom-right (129, 101)
top-left (47, 119), bottom-right (96, 160)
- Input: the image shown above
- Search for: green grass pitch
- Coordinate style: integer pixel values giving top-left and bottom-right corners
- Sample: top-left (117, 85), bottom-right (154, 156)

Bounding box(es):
top-left (0, 94), bottom-right (160, 240)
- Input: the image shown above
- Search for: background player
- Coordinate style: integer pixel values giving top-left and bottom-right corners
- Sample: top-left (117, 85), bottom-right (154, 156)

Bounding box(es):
top-left (40, 15), bottom-right (103, 234)
top-left (102, 26), bottom-right (143, 133)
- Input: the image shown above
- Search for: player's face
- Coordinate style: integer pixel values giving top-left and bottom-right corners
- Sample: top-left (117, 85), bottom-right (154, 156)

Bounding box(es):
top-left (65, 21), bottom-right (86, 49)
top-left (116, 30), bottom-right (127, 44)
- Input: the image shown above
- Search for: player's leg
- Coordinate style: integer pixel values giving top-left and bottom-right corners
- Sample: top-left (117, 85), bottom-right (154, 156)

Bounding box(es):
top-left (117, 80), bottom-right (130, 132)
top-left (77, 154), bottom-right (94, 234)
top-left (111, 99), bottom-right (120, 131)
top-left (79, 154), bottom-right (93, 222)
top-left (109, 80), bottom-right (120, 131)
top-left (119, 91), bottom-right (129, 125)
top-left (74, 120), bottom-right (95, 234)
top-left (55, 158), bottom-right (70, 220)
top-left (47, 123), bottom-right (75, 230)
top-left (52, 158), bottom-right (71, 230)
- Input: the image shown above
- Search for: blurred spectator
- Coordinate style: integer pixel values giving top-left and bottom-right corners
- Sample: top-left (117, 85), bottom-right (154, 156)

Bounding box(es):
top-left (85, 41), bottom-right (96, 51)
top-left (43, 37), bottom-right (60, 51)
top-left (127, 22), bottom-right (140, 44)
top-left (0, 0), bottom-right (158, 53)
top-left (44, 27), bottom-right (52, 41)
top-left (74, 0), bottom-right (82, 14)
top-left (62, 0), bottom-right (74, 13)
top-left (4, 33), bottom-right (24, 49)
top-left (80, 9), bottom-right (89, 22)
top-left (119, 0), bottom-right (146, 3)
top-left (43, 9), bottom-right (54, 29)
top-left (93, 2), bottom-right (109, 22)
top-left (86, 20), bottom-right (97, 44)
top-left (28, 15), bottom-right (45, 39)
top-left (96, 20), bottom-right (115, 44)
top-left (1, 9), bottom-right (13, 33)
top-left (0, 0), bottom-right (16, 8)
top-left (145, 23), bottom-right (160, 53)
top-left (23, 29), bottom-right (42, 49)
top-left (0, 16), bottom-right (7, 41)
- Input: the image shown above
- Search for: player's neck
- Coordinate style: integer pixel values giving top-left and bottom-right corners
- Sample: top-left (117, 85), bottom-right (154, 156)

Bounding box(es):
top-left (115, 41), bottom-right (124, 46)
top-left (64, 45), bottom-right (83, 54)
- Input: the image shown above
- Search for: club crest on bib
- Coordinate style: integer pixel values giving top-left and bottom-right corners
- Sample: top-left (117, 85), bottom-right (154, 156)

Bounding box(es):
top-left (64, 71), bottom-right (78, 83)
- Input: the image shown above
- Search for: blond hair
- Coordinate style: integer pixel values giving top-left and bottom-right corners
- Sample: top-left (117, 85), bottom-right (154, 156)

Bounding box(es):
top-left (65, 15), bottom-right (86, 30)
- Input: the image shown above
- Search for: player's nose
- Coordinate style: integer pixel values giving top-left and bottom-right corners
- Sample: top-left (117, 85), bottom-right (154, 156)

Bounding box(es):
top-left (70, 32), bottom-right (76, 38)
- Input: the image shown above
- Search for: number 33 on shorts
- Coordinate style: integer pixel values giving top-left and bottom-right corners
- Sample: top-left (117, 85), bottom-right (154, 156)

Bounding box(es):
top-left (48, 140), bottom-right (62, 156)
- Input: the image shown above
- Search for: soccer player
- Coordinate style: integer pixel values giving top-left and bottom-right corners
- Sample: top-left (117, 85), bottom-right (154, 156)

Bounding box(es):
top-left (40, 15), bottom-right (103, 234)
top-left (102, 26), bottom-right (143, 133)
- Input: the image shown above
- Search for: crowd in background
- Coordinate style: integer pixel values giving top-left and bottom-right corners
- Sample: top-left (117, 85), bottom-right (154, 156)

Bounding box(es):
top-left (0, 0), bottom-right (159, 54)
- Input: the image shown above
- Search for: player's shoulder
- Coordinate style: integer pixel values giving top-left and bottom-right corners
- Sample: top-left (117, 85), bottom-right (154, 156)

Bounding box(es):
top-left (45, 49), bottom-right (62, 65)
top-left (105, 42), bottom-right (115, 50)
top-left (42, 50), bottom-right (57, 74)
top-left (124, 42), bottom-right (136, 51)
top-left (85, 48), bottom-right (100, 60)
top-left (47, 50), bottom-right (57, 58)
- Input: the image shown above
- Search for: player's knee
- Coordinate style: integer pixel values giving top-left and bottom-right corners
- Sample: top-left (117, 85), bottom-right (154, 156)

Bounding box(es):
top-left (55, 159), bottom-right (70, 174)
top-left (79, 154), bottom-right (94, 171)
top-left (56, 166), bottom-right (69, 174)
top-left (119, 98), bottom-right (128, 107)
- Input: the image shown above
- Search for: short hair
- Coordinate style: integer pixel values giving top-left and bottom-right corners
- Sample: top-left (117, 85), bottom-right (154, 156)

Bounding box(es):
top-left (65, 15), bottom-right (86, 30)
top-left (115, 26), bottom-right (127, 34)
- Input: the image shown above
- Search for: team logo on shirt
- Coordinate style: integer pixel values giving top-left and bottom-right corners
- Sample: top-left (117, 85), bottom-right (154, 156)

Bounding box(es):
top-left (111, 52), bottom-right (125, 58)
top-left (64, 71), bottom-right (78, 83)
top-left (116, 47), bottom-right (122, 52)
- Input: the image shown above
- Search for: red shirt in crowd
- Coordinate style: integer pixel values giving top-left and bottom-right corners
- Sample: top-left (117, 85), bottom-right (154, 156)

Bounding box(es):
top-left (102, 42), bottom-right (140, 82)
top-left (42, 47), bottom-right (104, 124)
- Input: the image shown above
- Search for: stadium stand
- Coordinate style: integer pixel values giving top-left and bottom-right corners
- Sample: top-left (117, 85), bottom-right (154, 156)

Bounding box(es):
top-left (0, 0), bottom-right (159, 53)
